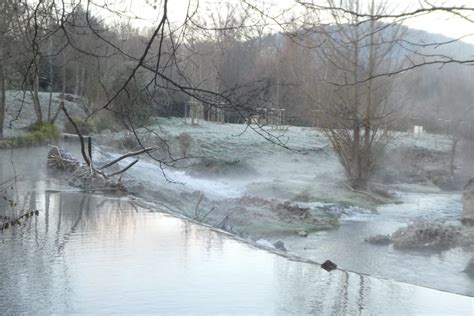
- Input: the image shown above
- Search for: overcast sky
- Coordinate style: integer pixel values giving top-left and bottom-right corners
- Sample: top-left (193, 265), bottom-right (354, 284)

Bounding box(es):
top-left (95, 0), bottom-right (474, 43)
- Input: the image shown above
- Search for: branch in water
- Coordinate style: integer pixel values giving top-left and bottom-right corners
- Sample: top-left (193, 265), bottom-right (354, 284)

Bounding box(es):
top-left (107, 159), bottom-right (139, 177)
top-left (99, 147), bottom-right (156, 170)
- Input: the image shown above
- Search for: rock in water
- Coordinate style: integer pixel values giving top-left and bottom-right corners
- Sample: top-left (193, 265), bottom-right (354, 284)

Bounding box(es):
top-left (462, 179), bottom-right (474, 224)
top-left (298, 231), bottom-right (308, 237)
top-left (391, 221), bottom-right (459, 250)
top-left (365, 234), bottom-right (392, 245)
top-left (321, 260), bottom-right (337, 272)
top-left (464, 257), bottom-right (474, 277)
top-left (256, 239), bottom-right (275, 249)
top-left (273, 241), bottom-right (287, 252)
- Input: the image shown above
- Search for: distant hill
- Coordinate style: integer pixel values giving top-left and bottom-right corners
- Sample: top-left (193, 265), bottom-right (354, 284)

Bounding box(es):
top-left (401, 25), bottom-right (474, 61)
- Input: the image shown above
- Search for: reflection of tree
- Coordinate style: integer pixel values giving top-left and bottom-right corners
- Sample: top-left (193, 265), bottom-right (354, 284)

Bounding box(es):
top-left (271, 256), bottom-right (377, 314)
top-left (56, 193), bottom-right (88, 255)
top-left (272, 258), bottom-right (340, 314)
top-left (333, 270), bottom-right (350, 314)
top-left (1, 189), bottom-right (154, 311)
top-left (0, 191), bottom-right (56, 312)
top-left (181, 220), bottom-right (191, 269)
top-left (48, 192), bottom-right (141, 256)
top-left (53, 191), bottom-right (63, 249)
top-left (181, 218), bottom-right (227, 260)
top-left (357, 274), bottom-right (367, 314)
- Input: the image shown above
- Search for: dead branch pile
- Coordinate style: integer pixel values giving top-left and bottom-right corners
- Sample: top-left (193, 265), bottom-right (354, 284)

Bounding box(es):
top-left (47, 146), bottom-right (80, 171)
top-left (47, 106), bottom-right (157, 191)
top-left (47, 144), bottom-right (156, 191)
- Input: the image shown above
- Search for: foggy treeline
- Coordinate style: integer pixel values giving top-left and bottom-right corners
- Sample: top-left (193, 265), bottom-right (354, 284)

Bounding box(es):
top-left (1, 1), bottom-right (472, 125)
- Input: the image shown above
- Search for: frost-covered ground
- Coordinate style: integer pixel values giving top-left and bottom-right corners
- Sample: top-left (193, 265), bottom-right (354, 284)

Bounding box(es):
top-left (90, 116), bottom-right (470, 233)
top-left (3, 90), bottom-right (86, 136)
top-left (150, 118), bottom-right (352, 203)
top-left (133, 117), bottom-right (466, 203)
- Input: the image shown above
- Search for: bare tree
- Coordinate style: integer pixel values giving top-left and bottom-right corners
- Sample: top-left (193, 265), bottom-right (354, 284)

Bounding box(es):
top-left (0, 0), bottom-right (18, 137)
top-left (294, 0), bottom-right (404, 189)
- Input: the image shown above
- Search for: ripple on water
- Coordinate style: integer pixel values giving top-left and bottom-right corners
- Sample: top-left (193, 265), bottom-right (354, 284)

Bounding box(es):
top-left (0, 192), bottom-right (472, 313)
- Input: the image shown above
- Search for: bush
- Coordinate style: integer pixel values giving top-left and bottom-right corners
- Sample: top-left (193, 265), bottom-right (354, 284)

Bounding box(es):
top-left (176, 133), bottom-right (193, 157)
top-left (89, 111), bottom-right (121, 132)
top-left (109, 66), bottom-right (154, 127)
top-left (0, 122), bottom-right (60, 148)
top-left (64, 116), bottom-right (94, 135)
top-left (120, 132), bottom-right (140, 150)
top-left (28, 122), bottom-right (60, 140)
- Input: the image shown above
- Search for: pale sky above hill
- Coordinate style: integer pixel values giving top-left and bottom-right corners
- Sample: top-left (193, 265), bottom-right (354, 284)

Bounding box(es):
top-left (94, 0), bottom-right (474, 43)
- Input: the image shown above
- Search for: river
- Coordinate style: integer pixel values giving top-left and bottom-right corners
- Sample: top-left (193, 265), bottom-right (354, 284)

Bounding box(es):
top-left (0, 146), bottom-right (473, 314)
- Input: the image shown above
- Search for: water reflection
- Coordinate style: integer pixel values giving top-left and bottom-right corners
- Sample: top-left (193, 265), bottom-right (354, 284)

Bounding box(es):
top-left (0, 191), bottom-right (472, 314)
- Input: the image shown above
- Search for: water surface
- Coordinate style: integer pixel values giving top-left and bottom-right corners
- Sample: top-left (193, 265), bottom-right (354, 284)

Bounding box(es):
top-left (0, 192), bottom-right (472, 314)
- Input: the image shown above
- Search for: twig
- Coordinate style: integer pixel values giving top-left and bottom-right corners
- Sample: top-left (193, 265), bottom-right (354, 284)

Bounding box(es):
top-left (194, 192), bottom-right (204, 218)
top-left (88, 136), bottom-right (92, 162)
top-left (200, 206), bottom-right (216, 222)
top-left (99, 147), bottom-right (156, 170)
top-left (107, 159), bottom-right (139, 177)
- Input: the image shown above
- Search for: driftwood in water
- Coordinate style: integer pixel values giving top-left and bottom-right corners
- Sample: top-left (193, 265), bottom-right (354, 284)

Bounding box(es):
top-left (47, 141), bottom-right (156, 191)
top-left (47, 146), bottom-right (80, 171)
top-left (98, 147), bottom-right (155, 170)
top-left (47, 145), bottom-right (124, 190)
top-left (52, 104), bottom-right (158, 191)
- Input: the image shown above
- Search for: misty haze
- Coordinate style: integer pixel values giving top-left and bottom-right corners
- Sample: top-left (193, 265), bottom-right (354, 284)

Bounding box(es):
top-left (0, 0), bottom-right (473, 314)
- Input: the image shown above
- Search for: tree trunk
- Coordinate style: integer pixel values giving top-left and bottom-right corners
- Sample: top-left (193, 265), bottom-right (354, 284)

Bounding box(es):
top-left (47, 35), bottom-right (54, 121)
top-left (359, 0), bottom-right (377, 189)
top-left (0, 32), bottom-right (5, 138)
top-left (74, 65), bottom-right (79, 96)
top-left (0, 63), bottom-right (5, 139)
top-left (50, 54), bottom-right (67, 124)
top-left (80, 66), bottom-right (85, 97)
top-left (350, 3), bottom-right (366, 190)
top-left (31, 68), bottom-right (43, 123)
top-left (450, 138), bottom-right (458, 177)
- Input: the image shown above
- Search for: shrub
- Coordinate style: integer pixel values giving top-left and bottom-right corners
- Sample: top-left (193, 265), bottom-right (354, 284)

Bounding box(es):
top-left (0, 122), bottom-right (60, 148)
top-left (64, 116), bottom-right (94, 135)
top-left (28, 122), bottom-right (60, 140)
top-left (176, 133), bottom-right (193, 157)
top-left (109, 66), bottom-right (154, 128)
top-left (89, 111), bottom-right (121, 132)
top-left (120, 132), bottom-right (140, 150)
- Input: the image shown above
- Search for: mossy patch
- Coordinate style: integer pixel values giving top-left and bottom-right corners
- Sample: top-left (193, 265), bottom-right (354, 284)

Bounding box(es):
top-left (0, 122), bottom-right (60, 148)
